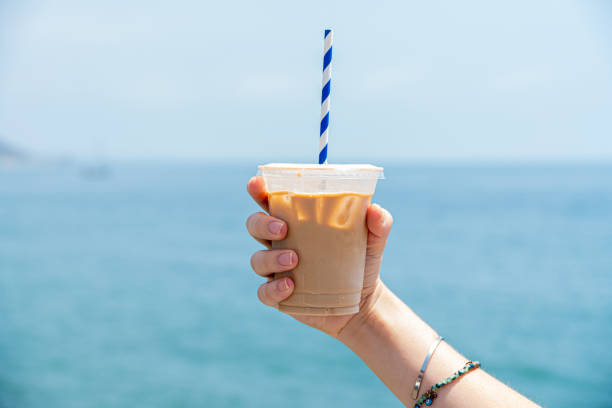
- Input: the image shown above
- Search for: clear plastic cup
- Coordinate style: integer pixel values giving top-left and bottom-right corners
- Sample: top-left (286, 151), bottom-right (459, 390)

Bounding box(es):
top-left (258, 164), bottom-right (384, 316)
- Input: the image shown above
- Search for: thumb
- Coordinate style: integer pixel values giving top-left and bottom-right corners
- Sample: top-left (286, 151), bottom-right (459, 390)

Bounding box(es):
top-left (366, 204), bottom-right (393, 259)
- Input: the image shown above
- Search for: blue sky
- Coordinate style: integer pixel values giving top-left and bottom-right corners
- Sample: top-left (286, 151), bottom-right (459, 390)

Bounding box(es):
top-left (1, 1), bottom-right (611, 161)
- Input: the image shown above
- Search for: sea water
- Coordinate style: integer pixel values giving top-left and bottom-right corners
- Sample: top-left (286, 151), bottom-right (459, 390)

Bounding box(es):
top-left (0, 162), bottom-right (610, 407)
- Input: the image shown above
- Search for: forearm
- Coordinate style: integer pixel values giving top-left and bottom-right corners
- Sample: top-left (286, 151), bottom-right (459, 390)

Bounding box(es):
top-left (338, 283), bottom-right (538, 407)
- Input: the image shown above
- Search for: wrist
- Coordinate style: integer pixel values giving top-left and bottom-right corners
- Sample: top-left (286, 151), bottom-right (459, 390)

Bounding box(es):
top-left (336, 279), bottom-right (388, 345)
top-left (336, 283), bottom-right (443, 404)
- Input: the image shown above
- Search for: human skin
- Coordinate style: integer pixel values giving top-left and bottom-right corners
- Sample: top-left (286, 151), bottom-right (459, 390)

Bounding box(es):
top-left (246, 176), bottom-right (539, 407)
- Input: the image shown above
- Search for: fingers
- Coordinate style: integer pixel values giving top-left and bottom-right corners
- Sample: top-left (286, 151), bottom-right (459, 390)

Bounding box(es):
top-left (366, 203), bottom-right (393, 258)
top-left (250, 249), bottom-right (298, 276)
top-left (251, 249), bottom-right (297, 307)
top-left (257, 277), bottom-right (294, 307)
top-left (246, 212), bottom-right (287, 245)
top-left (247, 176), bottom-right (269, 212)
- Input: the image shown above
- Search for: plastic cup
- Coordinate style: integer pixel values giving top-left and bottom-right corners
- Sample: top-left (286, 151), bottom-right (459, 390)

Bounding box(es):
top-left (258, 163), bottom-right (384, 316)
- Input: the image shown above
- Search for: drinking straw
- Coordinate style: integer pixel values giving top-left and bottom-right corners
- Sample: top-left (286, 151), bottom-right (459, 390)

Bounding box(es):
top-left (319, 29), bottom-right (332, 165)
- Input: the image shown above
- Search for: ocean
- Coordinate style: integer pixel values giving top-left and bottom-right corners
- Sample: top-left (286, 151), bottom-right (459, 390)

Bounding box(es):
top-left (0, 162), bottom-right (610, 407)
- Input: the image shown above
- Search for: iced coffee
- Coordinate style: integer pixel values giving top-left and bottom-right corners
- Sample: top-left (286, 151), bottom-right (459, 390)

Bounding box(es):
top-left (258, 164), bottom-right (383, 316)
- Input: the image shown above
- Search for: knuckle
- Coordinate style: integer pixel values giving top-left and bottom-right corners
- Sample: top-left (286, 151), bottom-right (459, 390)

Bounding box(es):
top-left (250, 252), bottom-right (259, 271)
top-left (245, 213), bottom-right (256, 231)
top-left (253, 212), bottom-right (267, 233)
top-left (263, 252), bottom-right (276, 270)
top-left (257, 284), bottom-right (270, 304)
top-left (257, 285), bottom-right (265, 303)
top-left (246, 212), bottom-right (265, 234)
top-left (250, 251), bottom-right (277, 275)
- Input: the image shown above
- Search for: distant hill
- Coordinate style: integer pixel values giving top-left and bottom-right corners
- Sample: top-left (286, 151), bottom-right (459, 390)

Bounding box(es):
top-left (0, 138), bottom-right (26, 162)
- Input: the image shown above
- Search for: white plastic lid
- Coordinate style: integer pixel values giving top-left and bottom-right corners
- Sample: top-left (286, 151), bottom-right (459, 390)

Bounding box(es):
top-left (258, 163), bottom-right (384, 179)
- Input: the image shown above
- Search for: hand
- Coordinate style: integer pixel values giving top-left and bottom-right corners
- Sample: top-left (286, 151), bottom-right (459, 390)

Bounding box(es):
top-left (246, 176), bottom-right (393, 337)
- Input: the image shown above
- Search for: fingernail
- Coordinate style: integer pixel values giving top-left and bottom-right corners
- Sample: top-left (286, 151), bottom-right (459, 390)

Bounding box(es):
top-left (276, 278), bottom-right (290, 291)
top-left (268, 221), bottom-right (283, 235)
top-left (277, 252), bottom-right (293, 266)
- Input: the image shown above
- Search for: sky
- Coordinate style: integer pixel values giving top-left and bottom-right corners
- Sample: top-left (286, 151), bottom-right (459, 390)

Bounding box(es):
top-left (1, 0), bottom-right (611, 162)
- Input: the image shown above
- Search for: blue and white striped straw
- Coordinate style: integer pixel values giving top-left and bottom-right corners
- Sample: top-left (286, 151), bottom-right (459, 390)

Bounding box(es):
top-left (319, 29), bottom-right (332, 165)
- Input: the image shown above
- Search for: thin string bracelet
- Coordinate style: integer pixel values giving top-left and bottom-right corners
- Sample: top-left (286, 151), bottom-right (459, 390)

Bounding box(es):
top-left (412, 336), bottom-right (444, 400)
top-left (415, 360), bottom-right (481, 407)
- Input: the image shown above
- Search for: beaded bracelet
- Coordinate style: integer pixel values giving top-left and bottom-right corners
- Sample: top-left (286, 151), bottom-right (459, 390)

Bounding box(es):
top-left (414, 360), bottom-right (481, 407)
